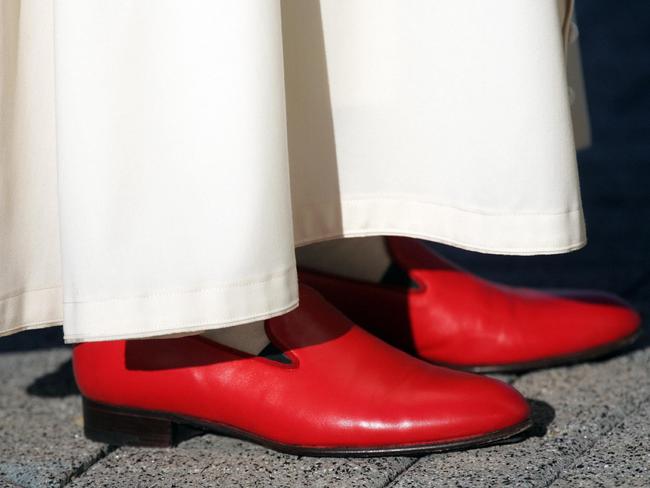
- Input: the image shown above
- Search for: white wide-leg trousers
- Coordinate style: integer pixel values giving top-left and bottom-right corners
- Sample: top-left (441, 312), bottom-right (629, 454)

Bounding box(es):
top-left (0, 0), bottom-right (588, 342)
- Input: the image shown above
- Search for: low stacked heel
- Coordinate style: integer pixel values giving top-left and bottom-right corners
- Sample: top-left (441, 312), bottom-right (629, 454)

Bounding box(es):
top-left (82, 398), bottom-right (201, 447)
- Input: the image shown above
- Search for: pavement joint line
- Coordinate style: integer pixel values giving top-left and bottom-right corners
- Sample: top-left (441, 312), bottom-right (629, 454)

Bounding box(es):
top-left (381, 459), bottom-right (421, 488)
top-left (380, 372), bottom-right (525, 488)
top-left (543, 390), bottom-right (650, 488)
top-left (382, 351), bottom-right (650, 488)
top-left (59, 444), bottom-right (117, 487)
top-left (530, 354), bottom-right (650, 488)
top-left (529, 359), bottom-right (650, 488)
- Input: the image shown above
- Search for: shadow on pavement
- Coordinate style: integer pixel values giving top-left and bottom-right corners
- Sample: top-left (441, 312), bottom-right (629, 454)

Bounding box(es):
top-left (525, 399), bottom-right (556, 439)
top-left (27, 359), bottom-right (79, 398)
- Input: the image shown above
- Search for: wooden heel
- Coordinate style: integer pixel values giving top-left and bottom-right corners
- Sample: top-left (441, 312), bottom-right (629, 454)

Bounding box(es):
top-left (83, 398), bottom-right (179, 447)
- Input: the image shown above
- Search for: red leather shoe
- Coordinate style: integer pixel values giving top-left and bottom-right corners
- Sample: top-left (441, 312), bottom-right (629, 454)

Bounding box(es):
top-left (300, 237), bottom-right (642, 373)
top-left (74, 285), bottom-right (531, 456)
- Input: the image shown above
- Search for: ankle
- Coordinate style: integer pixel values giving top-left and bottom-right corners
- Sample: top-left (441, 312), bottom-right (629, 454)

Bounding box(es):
top-left (201, 321), bottom-right (270, 355)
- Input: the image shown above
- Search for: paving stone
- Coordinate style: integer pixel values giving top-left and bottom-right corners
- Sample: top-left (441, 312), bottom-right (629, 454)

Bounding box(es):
top-left (68, 435), bottom-right (414, 488)
top-left (388, 345), bottom-right (650, 488)
top-left (0, 478), bottom-right (25, 488)
top-left (549, 402), bottom-right (650, 488)
top-left (0, 348), bottom-right (109, 488)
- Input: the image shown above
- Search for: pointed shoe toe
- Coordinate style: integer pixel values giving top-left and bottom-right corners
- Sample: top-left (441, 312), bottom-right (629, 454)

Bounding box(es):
top-left (408, 367), bottom-right (532, 445)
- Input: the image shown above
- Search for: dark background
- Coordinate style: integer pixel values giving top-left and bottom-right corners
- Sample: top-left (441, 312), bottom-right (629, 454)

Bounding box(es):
top-left (1, 0), bottom-right (648, 352)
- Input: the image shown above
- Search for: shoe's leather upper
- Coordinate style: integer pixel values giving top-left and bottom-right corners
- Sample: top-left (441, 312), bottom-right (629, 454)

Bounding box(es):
top-left (300, 237), bottom-right (641, 368)
top-left (73, 285), bottom-right (529, 448)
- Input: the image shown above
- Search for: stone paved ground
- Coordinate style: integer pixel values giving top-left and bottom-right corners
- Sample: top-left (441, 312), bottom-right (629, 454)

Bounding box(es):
top-left (1, 1), bottom-right (648, 487)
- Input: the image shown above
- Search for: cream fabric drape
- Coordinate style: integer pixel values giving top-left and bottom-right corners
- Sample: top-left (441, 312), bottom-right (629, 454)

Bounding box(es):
top-left (1, 0), bottom-right (588, 342)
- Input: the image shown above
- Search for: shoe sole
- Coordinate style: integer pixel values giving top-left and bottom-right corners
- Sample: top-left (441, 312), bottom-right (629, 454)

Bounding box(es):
top-left (82, 397), bottom-right (533, 457)
top-left (438, 329), bottom-right (642, 374)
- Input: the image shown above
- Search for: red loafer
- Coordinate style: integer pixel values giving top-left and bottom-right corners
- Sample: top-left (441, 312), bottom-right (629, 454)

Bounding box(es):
top-left (300, 237), bottom-right (642, 373)
top-left (74, 285), bottom-right (531, 456)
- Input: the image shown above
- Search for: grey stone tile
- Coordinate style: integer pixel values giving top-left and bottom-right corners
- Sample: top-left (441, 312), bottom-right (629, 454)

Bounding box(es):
top-left (0, 349), bottom-right (109, 488)
top-left (68, 435), bottom-right (414, 488)
top-left (388, 346), bottom-right (650, 488)
top-left (0, 478), bottom-right (25, 488)
top-left (549, 402), bottom-right (650, 488)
